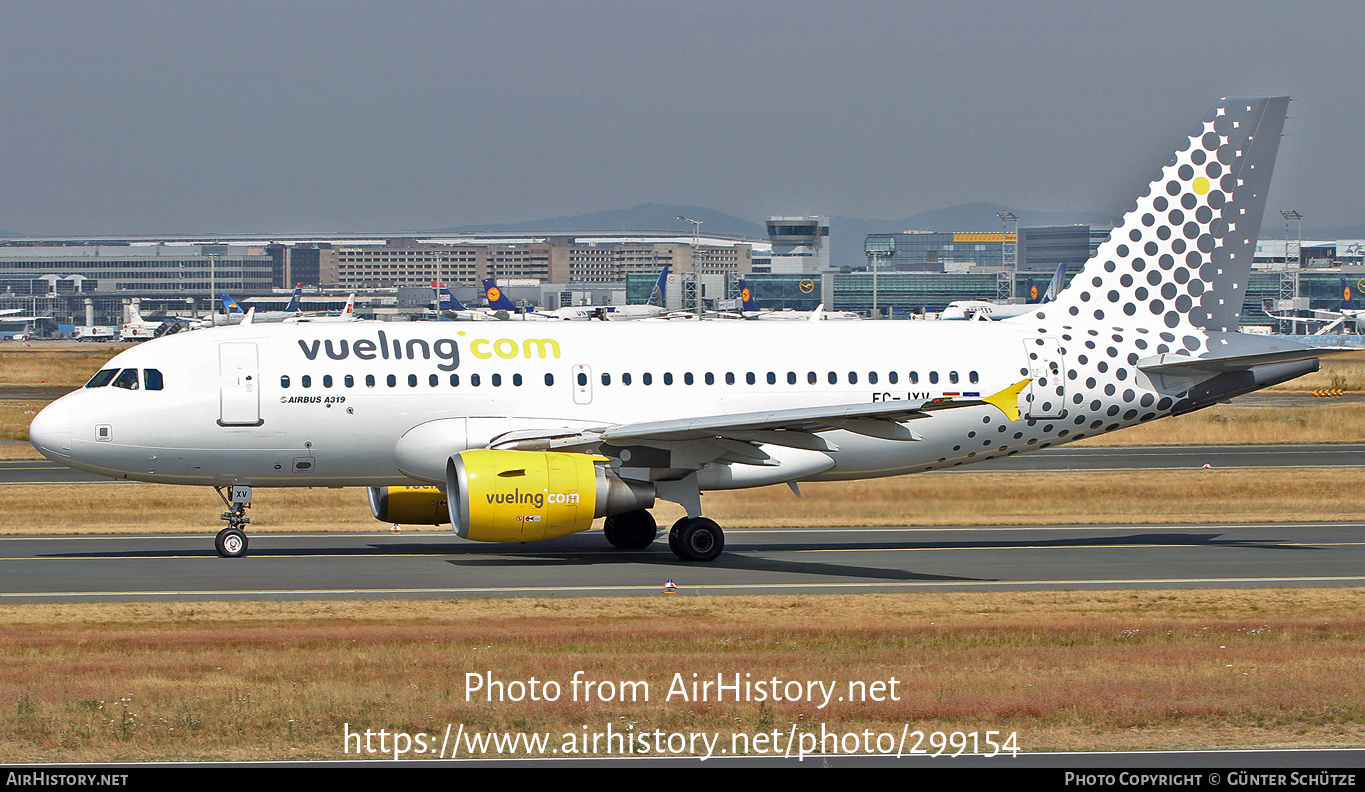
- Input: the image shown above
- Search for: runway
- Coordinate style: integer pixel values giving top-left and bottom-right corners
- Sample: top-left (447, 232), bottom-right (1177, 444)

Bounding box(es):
top-left (3, 521), bottom-right (1363, 602)
top-left (6, 443), bottom-right (1365, 485)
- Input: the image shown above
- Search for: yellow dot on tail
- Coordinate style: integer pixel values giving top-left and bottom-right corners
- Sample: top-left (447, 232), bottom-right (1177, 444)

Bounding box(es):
top-left (1192, 176), bottom-right (1210, 195)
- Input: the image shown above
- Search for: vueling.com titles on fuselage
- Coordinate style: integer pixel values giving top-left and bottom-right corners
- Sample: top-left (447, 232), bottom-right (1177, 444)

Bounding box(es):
top-left (296, 331), bottom-right (563, 372)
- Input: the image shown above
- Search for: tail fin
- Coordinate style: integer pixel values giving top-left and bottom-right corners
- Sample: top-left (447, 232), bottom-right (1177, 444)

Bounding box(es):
top-left (737, 278), bottom-right (759, 313)
top-left (1026, 277), bottom-right (1039, 303)
top-left (1028, 97), bottom-right (1289, 334)
top-left (482, 279), bottom-right (518, 310)
top-left (342, 294), bottom-right (355, 319)
top-left (1342, 278), bottom-right (1357, 311)
top-left (647, 265), bottom-right (670, 308)
top-left (221, 294), bottom-right (245, 314)
top-left (284, 283), bottom-right (302, 313)
top-left (1042, 263), bottom-right (1067, 304)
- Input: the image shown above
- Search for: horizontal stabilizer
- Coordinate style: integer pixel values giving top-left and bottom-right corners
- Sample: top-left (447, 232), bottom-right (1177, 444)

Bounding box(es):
top-left (1138, 347), bottom-right (1356, 377)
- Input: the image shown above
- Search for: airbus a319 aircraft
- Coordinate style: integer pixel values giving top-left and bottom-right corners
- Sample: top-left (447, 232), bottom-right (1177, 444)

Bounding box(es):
top-left (32, 97), bottom-right (1328, 562)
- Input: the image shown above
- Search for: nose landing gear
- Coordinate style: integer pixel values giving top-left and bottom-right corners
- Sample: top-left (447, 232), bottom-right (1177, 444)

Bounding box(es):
top-left (213, 486), bottom-right (251, 558)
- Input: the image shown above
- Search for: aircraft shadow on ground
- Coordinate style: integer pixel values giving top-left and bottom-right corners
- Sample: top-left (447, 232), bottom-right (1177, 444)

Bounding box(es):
top-left (36, 531), bottom-right (1311, 563)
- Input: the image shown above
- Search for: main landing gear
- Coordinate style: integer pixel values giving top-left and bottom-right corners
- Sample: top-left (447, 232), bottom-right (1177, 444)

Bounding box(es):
top-left (213, 486), bottom-right (251, 558)
top-left (668, 517), bottom-right (724, 562)
top-left (603, 510), bottom-right (658, 550)
top-left (603, 509), bottom-right (726, 562)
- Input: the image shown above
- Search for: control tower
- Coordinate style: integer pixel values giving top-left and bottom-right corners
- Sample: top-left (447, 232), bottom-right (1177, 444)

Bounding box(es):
top-left (766, 216), bottom-right (829, 274)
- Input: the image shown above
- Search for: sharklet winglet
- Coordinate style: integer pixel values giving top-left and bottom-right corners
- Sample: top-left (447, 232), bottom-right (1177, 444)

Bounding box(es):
top-left (983, 378), bottom-right (1030, 422)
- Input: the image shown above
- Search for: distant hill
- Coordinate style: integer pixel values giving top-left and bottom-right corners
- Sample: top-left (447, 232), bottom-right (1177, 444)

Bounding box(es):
top-left (440, 203), bottom-right (766, 239)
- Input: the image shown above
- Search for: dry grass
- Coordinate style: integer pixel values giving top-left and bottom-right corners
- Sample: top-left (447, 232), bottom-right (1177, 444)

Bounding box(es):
top-left (0, 400), bottom-right (46, 442)
top-left (0, 346), bottom-right (129, 387)
top-left (1075, 403), bottom-right (1365, 446)
top-left (2, 467), bottom-right (1362, 535)
top-left (1, 590), bottom-right (1362, 761)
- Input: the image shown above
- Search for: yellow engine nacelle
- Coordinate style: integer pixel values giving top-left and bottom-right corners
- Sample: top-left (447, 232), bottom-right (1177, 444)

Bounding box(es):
top-left (447, 449), bottom-right (654, 543)
top-left (368, 485), bottom-right (450, 525)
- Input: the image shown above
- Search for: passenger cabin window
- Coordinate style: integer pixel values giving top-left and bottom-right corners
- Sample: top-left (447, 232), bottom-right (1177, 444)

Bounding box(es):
top-left (345, 375), bottom-right (354, 388)
top-left (366, 375), bottom-right (375, 388)
top-left (86, 369), bottom-right (119, 388)
top-left (513, 374), bottom-right (523, 387)
top-left (451, 374), bottom-right (461, 386)
top-left (642, 373), bottom-right (652, 385)
top-left (909, 371), bottom-right (919, 384)
top-left (111, 369), bottom-right (139, 390)
top-left (323, 375), bottom-right (333, 388)
top-left (888, 371), bottom-right (899, 384)
top-left (544, 373), bottom-right (554, 386)
top-left (302, 375), bottom-right (312, 388)
top-left (929, 371), bottom-right (939, 384)
top-left (386, 374), bottom-right (397, 387)
top-left (143, 369), bottom-right (163, 391)
top-left (684, 373), bottom-right (694, 385)
top-left (868, 372), bottom-right (878, 385)
top-left (622, 373), bottom-right (632, 386)
top-left (949, 371), bottom-right (959, 384)
top-left (664, 373), bottom-right (673, 385)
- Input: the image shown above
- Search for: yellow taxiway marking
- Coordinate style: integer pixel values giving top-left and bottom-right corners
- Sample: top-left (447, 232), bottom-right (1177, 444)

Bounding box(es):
top-left (6, 576), bottom-right (1365, 599)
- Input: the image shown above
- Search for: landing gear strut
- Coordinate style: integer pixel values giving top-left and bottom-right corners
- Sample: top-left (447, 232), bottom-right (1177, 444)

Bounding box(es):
top-left (213, 486), bottom-right (251, 558)
top-left (603, 509), bottom-right (658, 549)
top-left (668, 517), bottom-right (724, 562)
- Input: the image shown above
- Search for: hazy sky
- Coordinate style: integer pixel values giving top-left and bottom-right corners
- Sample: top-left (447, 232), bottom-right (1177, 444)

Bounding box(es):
top-left (0, 0), bottom-right (1360, 235)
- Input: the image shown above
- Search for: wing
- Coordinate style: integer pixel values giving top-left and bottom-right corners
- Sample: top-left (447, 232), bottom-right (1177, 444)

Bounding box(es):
top-left (487, 379), bottom-right (1029, 466)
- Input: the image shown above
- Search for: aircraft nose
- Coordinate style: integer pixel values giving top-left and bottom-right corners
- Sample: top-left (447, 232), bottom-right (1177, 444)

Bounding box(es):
top-left (28, 399), bottom-right (72, 463)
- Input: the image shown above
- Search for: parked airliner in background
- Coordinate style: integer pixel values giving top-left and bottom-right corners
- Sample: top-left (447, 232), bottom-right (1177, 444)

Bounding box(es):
top-left (940, 263), bottom-right (1069, 321)
top-left (482, 266), bottom-right (674, 321)
top-left (220, 284), bottom-right (304, 324)
top-left (1262, 278), bottom-right (1364, 335)
top-left (732, 278), bottom-right (861, 321)
top-left (33, 97), bottom-right (1332, 564)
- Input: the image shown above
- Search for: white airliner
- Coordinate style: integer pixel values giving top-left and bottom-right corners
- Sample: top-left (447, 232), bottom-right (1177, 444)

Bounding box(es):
top-left (939, 263), bottom-right (1069, 321)
top-left (32, 97), bottom-right (1328, 563)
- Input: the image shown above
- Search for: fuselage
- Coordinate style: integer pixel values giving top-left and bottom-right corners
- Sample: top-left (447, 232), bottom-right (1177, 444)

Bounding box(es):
top-left (32, 313), bottom-right (1202, 489)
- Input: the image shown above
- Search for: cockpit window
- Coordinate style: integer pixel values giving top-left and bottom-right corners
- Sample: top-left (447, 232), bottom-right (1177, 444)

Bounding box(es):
top-left (143, 369), bottom-right (164, 391)
top-left (85, 369), bottom-right (119, 388)
top-left (111, 369), bottom-right (139, 390)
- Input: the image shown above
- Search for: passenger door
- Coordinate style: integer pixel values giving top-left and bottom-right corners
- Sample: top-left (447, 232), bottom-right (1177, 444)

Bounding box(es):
top-left (219, 342), bottom-right (262, 426)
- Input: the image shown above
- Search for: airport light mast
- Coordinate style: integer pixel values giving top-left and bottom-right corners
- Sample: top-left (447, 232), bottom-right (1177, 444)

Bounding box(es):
top-left (1279, 209), bottom-right (1303, 334)
top-left (865, 235), bottom-right (895, 319)
top-left (997, 212), bottom-right (1019, 301)
top-left (678, 216), bottom-right (704, 314)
